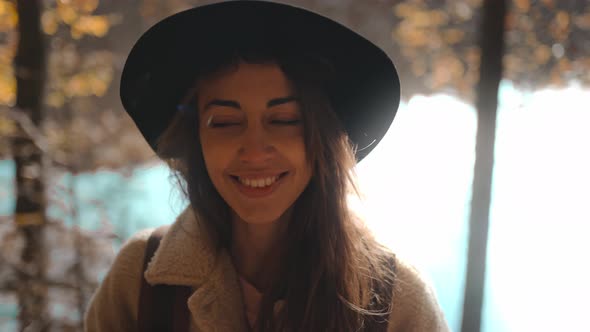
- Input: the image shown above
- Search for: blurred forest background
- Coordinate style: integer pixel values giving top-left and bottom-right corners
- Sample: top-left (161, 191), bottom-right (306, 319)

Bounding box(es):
top-left (0, 0), bottom-right (588, 331)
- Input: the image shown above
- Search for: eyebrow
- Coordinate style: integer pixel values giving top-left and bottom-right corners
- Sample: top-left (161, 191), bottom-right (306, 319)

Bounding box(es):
top-left (203, 96), bottom-right (299, 112)
top-left (268, 96), bottom-right (299, 107)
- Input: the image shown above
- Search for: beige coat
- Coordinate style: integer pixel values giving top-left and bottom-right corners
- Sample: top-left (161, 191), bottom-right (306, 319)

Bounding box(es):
top-left (84, 208), bottom-right (450, 331)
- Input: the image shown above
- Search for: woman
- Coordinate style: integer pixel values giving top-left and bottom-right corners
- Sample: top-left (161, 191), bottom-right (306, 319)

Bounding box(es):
top-left (84, 1), bottom-right (449, 331)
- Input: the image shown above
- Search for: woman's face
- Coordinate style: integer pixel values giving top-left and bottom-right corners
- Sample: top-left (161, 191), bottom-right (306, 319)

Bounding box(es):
top-left (197, 62), bottom-right (312, 224)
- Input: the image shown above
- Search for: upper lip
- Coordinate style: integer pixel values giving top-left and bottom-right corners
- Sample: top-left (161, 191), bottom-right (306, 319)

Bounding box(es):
top-left (228, 171), bottom-right (288, 178)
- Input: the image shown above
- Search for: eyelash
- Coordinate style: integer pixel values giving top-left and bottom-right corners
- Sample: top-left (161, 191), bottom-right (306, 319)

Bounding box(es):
top-left (209, 122), bottom-right (240, 128)
top-left (209, 119), bottom-right (301, 128)
top-left (271, 119), bottom-right (301, 125)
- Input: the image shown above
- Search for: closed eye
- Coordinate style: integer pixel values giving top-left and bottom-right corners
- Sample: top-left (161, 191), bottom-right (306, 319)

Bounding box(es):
top-left (209, 122), bottom-right (242, 128)
top-left (271, 119), bottom-right (301, 126)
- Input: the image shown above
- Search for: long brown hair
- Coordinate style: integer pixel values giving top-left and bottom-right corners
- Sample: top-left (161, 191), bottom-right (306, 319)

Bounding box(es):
top-left (157, 48), bottom-right (396, 331)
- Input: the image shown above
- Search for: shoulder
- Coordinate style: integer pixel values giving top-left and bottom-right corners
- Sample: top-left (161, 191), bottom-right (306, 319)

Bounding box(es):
top-left (391, 255), bottom-right (437, 305)
top-left (84, 228), bottom-right (155, 332)
top-left (104, 227), bottom-right (159, 283)
top-left (115, 228), bottom-right (155, 271)
top-left (386, 254), bottom-right (450, 332)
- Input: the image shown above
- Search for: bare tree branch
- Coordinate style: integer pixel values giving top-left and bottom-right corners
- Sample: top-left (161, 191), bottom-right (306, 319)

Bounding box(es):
top-left (1, 107), bottom-right (69, 167)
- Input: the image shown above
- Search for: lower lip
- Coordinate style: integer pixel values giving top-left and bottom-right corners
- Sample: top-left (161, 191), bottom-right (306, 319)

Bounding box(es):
top-left (231, 173), bottom-right (287, 198)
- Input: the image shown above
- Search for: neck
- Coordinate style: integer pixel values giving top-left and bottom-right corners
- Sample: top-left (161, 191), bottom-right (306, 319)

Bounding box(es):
top-left (230, 211), bottom-right (290, 292)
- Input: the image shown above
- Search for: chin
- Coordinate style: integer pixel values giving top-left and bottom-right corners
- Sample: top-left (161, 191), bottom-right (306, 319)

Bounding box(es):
top-left (232, 206), bottom-right (289, 225)
top-left (238, 213), bottom-right (283, 225)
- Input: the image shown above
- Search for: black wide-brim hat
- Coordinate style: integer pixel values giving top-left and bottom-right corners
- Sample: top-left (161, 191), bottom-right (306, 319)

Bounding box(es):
top-left (121, 0), bottom-right (400, 161)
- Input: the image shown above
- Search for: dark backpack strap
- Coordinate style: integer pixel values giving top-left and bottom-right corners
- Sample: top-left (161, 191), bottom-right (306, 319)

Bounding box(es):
top-left (137, 225), bottom-right (192, 332)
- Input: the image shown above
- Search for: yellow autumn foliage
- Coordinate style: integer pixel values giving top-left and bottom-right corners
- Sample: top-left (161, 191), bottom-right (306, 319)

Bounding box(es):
top-left (432, 54), bottom-right (465, 88)
top-left (0, 67), bottom-right (15, 105)
top-left (394, 3), bottom-right (420, 18)
top-left (0, 114), bottom-right (16, 136)
top-left (0, 0), bottom-right (116, 110)
top-left (70, 0), bottom-right (99, 14)
top-left (390, 0), bottom-right (589, 96)
top-left (42, 9), bottom-right (59, 35)
top-left (1, 0), bottom-right (588, 111)
top-left (0, 0), bottom-right (17, 31)
top-left (534, 45), bottom-right (552, 64)
top-left (73, 15), bottom-right (110, 38)
top-left (44, 0), bottom-right (113, 39)
top-left (46, 91), bottom-right (64, 108)
top-left (57, 1), bottom-right (78, 24)
top-left (443, 29), bottom-right (465, 45)
top-left (574, 12), bottom-right (590, 30)
top-left (0, 0), bottom-right (16, 106)
top-left (514, 0), bottom-right (531, 12)
top-left (64, 66), bottom-right (112, 98)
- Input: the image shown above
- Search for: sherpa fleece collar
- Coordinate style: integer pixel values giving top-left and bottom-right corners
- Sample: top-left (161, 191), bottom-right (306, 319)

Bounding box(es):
top-left (143, 207), bottom-right (250, 331)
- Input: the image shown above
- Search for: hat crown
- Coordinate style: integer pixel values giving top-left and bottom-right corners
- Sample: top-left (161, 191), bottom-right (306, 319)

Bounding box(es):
top-left (121, 1), bottom-right (400, 161)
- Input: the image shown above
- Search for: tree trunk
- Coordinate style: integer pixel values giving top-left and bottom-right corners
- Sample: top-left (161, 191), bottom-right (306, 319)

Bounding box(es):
top-left (13, 0), bottom-right (48, 330)
top-left (461, 1), bottom-right (507, 332)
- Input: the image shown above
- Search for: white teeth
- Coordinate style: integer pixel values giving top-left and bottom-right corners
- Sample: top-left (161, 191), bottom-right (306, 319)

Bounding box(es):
top-left (238, 176), bottom-right (278, 188)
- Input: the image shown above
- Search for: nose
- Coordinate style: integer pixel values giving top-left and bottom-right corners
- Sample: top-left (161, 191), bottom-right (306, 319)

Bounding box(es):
top-left (238, 122), bottom-right (273, 164)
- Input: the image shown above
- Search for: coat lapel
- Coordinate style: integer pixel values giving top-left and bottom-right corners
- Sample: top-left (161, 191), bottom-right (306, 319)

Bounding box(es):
top-left (144, 207), bottom-right (249, 331)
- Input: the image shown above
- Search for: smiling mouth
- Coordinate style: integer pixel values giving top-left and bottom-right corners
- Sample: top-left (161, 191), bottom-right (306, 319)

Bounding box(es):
top-left (230, 172), bottom-right (288, 188)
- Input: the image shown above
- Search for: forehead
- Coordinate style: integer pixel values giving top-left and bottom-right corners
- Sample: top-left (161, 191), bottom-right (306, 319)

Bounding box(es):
top-left (196, 62), bottom-right (294, 101)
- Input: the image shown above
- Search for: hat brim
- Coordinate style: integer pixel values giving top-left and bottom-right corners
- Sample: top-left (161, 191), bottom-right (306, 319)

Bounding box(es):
top-left (120, 0), bottom-right (400, 162)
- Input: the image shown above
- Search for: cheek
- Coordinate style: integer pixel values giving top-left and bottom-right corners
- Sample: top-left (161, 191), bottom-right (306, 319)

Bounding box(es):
top-left (199, 134), bottom-right (230, 177)
top-left (279, 139), bottom-right (311, 177)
